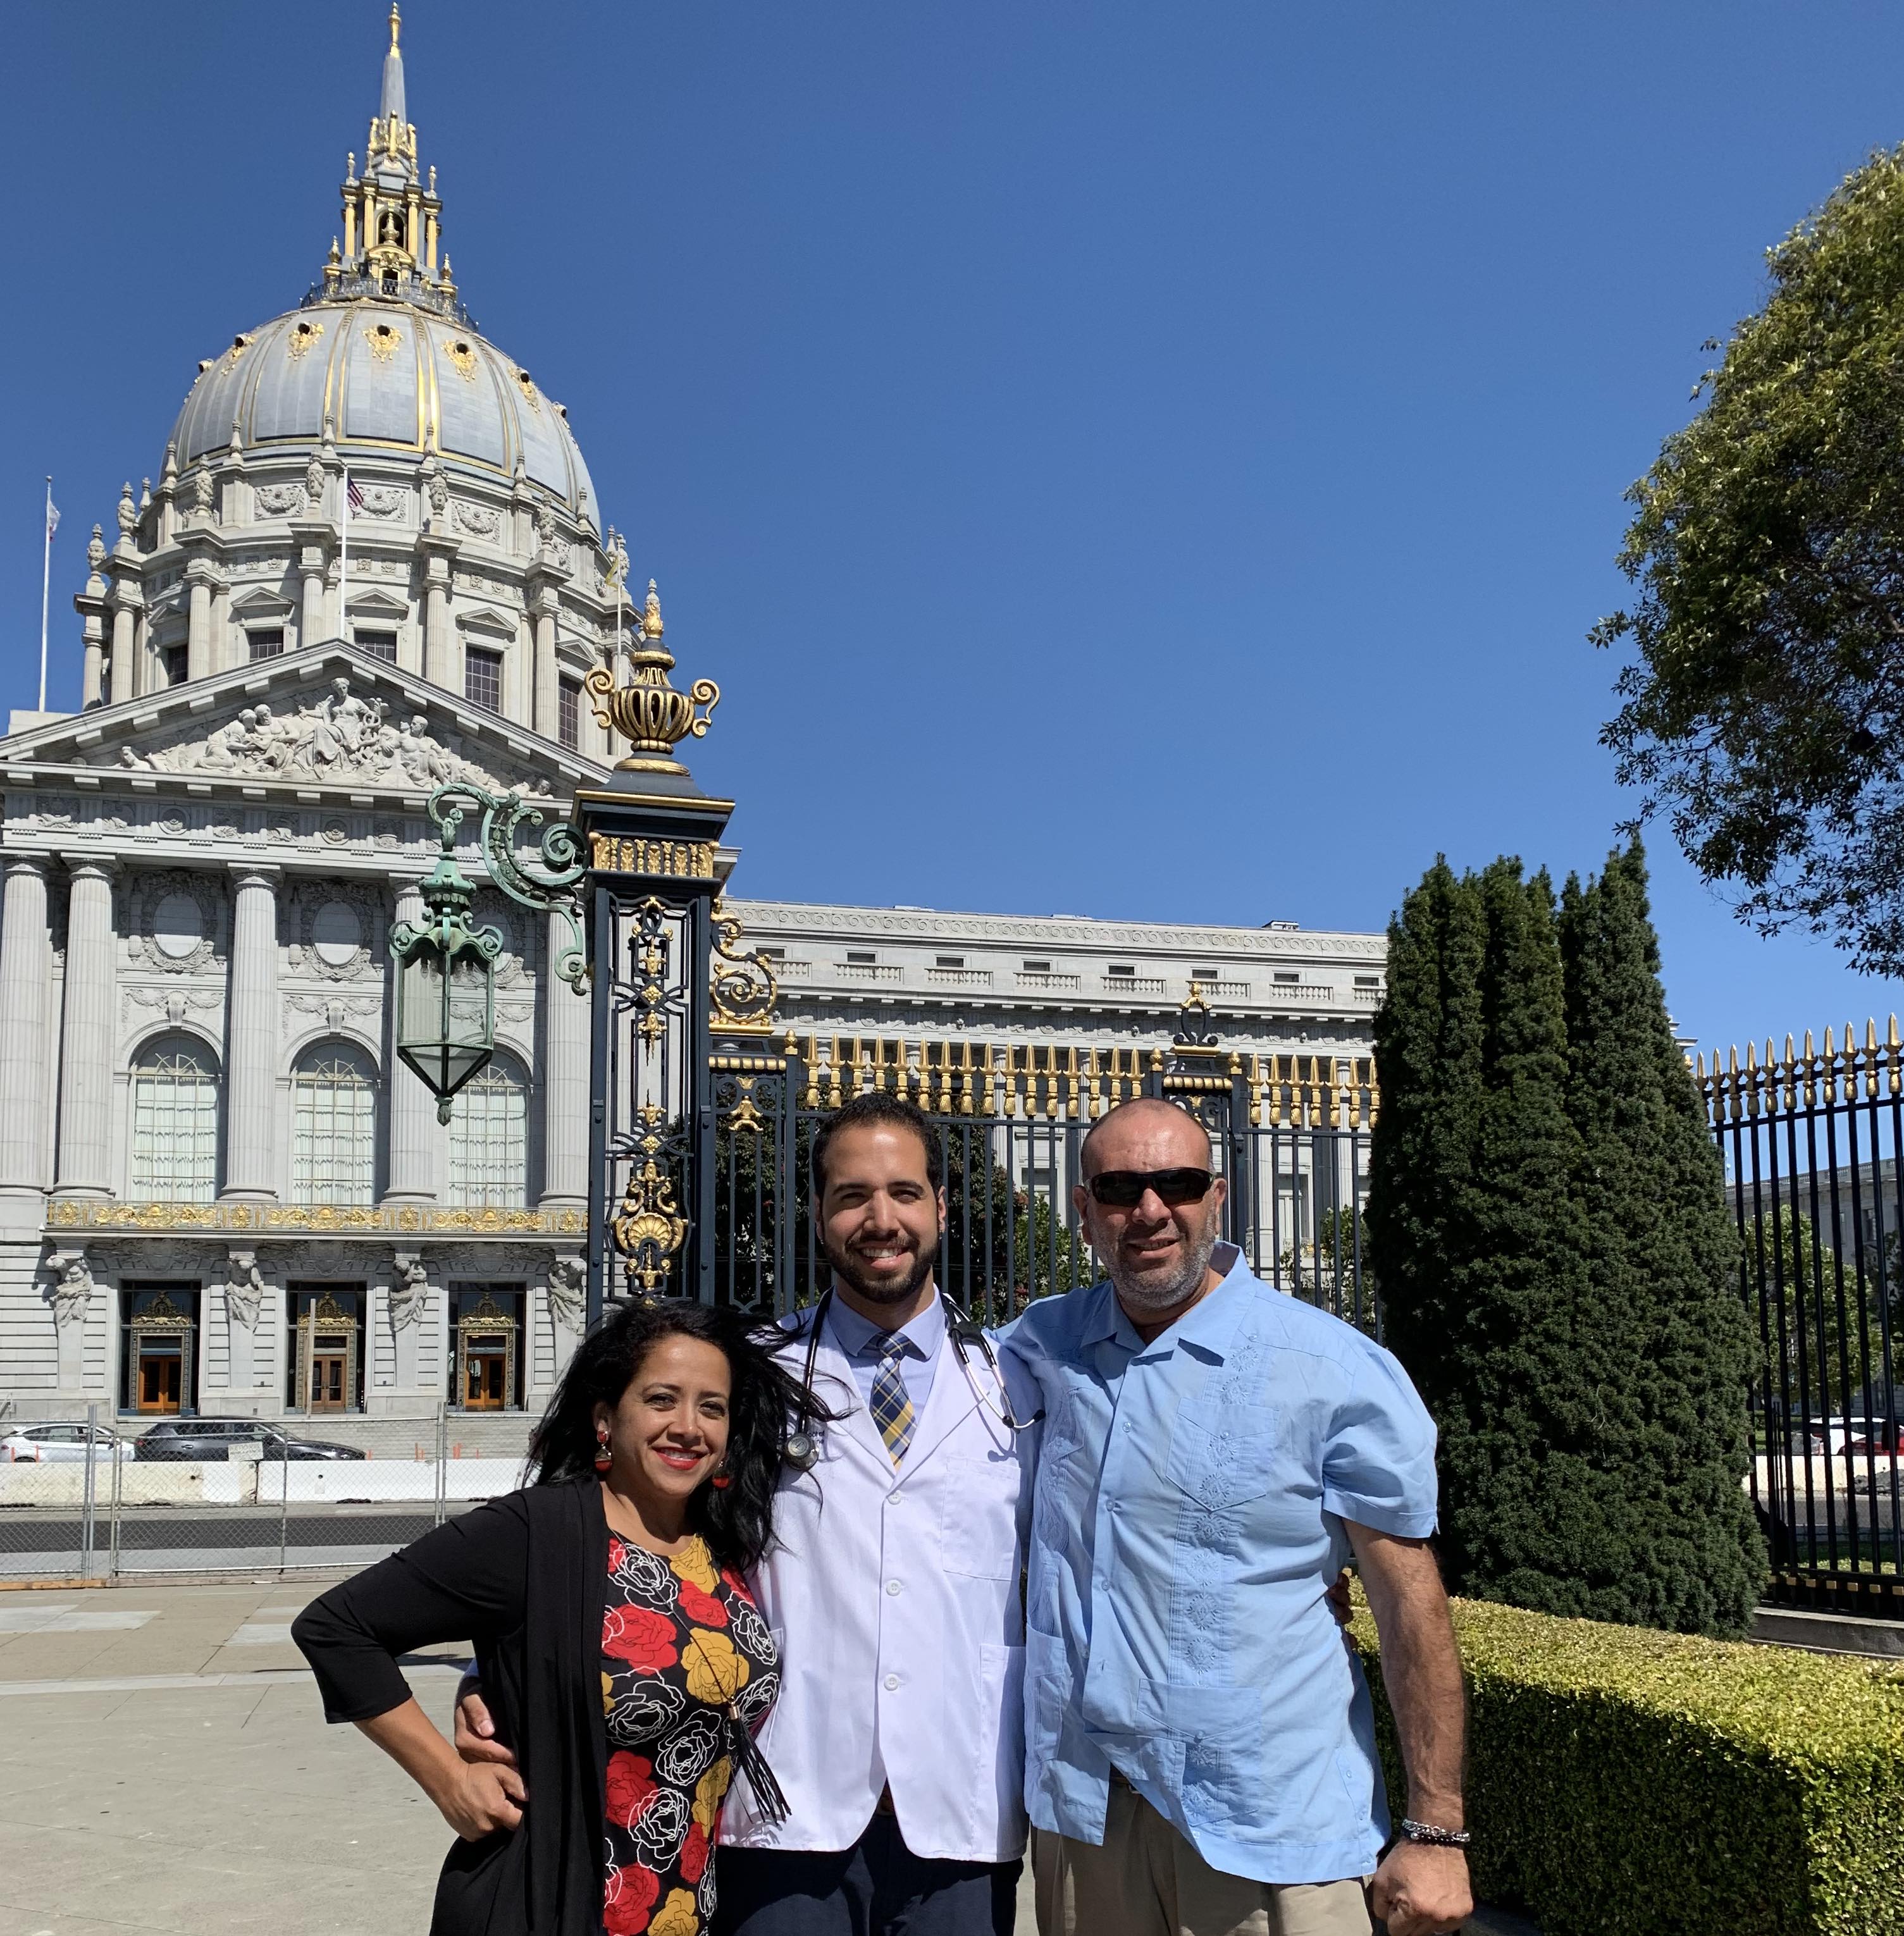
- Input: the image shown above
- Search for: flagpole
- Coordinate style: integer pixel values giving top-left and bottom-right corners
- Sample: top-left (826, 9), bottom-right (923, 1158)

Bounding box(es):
top-left (38, 476), bottom-right (54, 712)
top-left (338, 465), bottom-right (349, 644)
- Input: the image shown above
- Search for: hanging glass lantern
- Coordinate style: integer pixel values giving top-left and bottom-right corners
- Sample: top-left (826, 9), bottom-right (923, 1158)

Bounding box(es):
top-left (390, 819), bottom-right (504, 1123)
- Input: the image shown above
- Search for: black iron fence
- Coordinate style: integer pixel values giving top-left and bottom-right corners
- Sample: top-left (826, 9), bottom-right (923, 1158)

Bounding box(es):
top-left (707, 1033), bottom-right (1380, 1337)
top-left (1700, 1021), bottom-right (1904, 1620)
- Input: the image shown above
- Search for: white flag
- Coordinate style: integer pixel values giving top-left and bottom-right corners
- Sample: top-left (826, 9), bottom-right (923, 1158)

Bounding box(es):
top-left (44, 498), bottom-right (59, 540)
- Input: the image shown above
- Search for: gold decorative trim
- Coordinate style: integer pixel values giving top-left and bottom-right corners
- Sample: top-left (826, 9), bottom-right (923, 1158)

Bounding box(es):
top-left (46, 1201), bottom-right (586, 1238)
top-left (443, 337), bottom-right (478, 381)
top-left (589, 834), bottom-right (716, 880)
top-left (364, 321), bottom-right (403, 364)
top-left (287, 319), bottom-right (325, 362)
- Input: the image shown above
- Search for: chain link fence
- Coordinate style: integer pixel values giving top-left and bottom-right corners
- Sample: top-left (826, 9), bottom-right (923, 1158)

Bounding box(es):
top-left (1, 1406), bottom-right (535, 1582)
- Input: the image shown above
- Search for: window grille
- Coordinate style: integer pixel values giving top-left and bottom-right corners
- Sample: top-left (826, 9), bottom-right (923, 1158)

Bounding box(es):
top-left (354, 629), bottom-right (399, 663)
top-left (291, 1044), bottom-right (378, 1205)
top-left (449, 1059), bottom-right (528, 1206)
top-left (130, 1037), bottom-right (219, 1202)
top-left (162, 644), bottom-right (189, 687)
top-left (247, 629), bottom-right (285, 661)
top-left (559, 676), bottom-right (581, 751)
top-left (466, 648), bottom-right (502, 713)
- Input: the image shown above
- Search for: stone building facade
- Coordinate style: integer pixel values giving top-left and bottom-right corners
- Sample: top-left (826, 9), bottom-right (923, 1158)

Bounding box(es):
top-left (0, 11), bottom-right (1385, 1427)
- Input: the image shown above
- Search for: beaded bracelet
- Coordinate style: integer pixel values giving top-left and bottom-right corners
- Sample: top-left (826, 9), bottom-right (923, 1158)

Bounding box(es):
top-left (1399, 1819), bottom-right (1471, 1848)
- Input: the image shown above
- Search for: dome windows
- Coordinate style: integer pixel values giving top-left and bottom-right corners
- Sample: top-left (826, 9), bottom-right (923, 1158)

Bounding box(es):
top-left (363, 320), bottom-right (402, 364)
top-left (286, 319), bottom-right (325, 362)
top-left (443, 338), bottom-right (477, 381)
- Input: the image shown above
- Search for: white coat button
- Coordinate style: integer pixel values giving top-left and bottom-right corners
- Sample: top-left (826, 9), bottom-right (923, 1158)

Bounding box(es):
top-left (884, 1674), bottom-right (900, 1691)
top-left (887, 1580), bottom-right (903, 1595)
top-left (889, 1491), bottom-right (903, 1505)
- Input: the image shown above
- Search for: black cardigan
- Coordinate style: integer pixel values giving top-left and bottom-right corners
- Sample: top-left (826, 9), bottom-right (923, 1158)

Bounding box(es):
top-left (293, 1475), bottom-right (610, 1936)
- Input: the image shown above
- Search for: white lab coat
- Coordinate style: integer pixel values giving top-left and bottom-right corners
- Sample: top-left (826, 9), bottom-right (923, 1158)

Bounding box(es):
top-left (723, 1308), bottom-right (1035, 1863)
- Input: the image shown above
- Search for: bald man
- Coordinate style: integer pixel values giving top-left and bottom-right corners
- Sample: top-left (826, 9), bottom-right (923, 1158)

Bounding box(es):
top-left (1000, 1097), bottom-right (1471, 1936)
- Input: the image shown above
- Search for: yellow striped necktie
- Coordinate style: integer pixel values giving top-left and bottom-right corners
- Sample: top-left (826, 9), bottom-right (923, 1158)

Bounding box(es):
top-left (868, 1333), bottom-right (916, 1467)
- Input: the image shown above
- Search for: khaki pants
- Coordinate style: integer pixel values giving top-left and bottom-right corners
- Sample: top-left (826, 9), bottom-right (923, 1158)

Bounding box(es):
top-left (1031, 1780), bottom-right (1373, 1936)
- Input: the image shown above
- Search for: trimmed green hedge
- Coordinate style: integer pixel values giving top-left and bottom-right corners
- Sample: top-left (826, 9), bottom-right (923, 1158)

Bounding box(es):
top-left (1352, 1598), bottom-right (1904, 1936)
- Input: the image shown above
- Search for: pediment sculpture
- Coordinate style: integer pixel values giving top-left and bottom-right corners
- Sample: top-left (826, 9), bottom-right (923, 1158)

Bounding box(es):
top-left (113, 677), bottom-right (551, 795)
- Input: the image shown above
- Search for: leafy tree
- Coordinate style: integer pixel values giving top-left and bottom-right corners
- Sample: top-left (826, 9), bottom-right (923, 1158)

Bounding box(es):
top-left (1285, 1204), bottom-right (1378, 1338)
top-left (1743, 1207), bottom-right (1894, 1420)
top-left (1555, 845), bottom-right (1764, 1633)
top-left (1595, 146), bottom-right (1904, 975)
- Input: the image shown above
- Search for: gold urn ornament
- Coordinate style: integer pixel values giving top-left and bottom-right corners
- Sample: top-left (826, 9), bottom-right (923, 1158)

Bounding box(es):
top-left (583, 579), bottom-right (720, 776)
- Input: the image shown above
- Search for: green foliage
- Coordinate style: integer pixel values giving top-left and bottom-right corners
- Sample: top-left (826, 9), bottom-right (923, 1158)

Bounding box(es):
top-left (1557, 844), bottom-right (1764, 1632)
top-left (1285, 1204), bottom-right (1378, 1337)
top-left (1354, 1596), bottom-right (1904, 1936)
top-left (1596, 145), bottom-right (1904, 975)
top-left (1745, 1209), bottom-right (1898, 1419)
top-left (1369, 844), bottom-right (1765, 1636)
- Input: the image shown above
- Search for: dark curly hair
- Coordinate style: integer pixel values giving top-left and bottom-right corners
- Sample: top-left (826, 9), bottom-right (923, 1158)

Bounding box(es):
top-left (811, 1091), bottom-right (943, 1197)
top-left (527, 1298), bottom-right (834, 1573)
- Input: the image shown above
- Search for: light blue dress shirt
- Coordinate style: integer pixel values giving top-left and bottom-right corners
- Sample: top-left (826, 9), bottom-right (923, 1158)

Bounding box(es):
top-left (825, 1291), bottom-right (946, 1426)
top-left (999, 1244), bottom-right (1438, 1887)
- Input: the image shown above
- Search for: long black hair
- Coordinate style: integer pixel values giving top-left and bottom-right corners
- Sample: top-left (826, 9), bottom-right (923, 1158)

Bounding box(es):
top-left (527, 1298), bottom-right (834, 1574)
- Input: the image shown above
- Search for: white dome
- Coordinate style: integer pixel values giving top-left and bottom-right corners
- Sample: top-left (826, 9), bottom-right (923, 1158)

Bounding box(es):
top-left (170, 301), bottom-right (598, 524)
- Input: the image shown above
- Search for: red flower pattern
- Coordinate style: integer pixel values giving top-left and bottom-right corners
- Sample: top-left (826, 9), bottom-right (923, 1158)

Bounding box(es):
top-left (675, 1578), bottom-right (727, 1628)
top-left (605, 1750), bottom-right (659, 1829)
top-left (602, 1858), bottom-right (660, 1934)
top-left (600, 1536), bottom-right (777, 1936)
top-left (603, 1603), bottom-right (679, 1674)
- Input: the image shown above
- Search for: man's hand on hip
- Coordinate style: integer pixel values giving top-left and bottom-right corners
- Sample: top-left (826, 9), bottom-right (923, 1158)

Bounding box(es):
top-left (1371, 1839), bottom-right (1472, 1936)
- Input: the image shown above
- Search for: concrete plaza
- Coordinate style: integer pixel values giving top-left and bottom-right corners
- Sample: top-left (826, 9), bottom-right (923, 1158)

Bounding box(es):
top-left (0, 1579), bottom-right (1531, 1936)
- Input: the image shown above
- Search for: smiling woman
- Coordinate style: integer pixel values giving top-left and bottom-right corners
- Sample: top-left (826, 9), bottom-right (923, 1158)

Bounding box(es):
top-left (292, 1298), bottom-right (838, 1936)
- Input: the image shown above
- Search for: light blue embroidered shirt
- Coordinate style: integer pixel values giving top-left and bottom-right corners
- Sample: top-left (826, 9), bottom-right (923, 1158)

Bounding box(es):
top-left (999, 1244), bottom-right (1438, 1886)
top-left (825, 1292), bottom-right (946, 1422)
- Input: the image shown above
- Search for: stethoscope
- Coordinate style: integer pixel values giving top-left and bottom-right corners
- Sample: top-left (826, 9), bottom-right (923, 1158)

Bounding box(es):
top-left (784, 1287), bottom-right (1044, 1472)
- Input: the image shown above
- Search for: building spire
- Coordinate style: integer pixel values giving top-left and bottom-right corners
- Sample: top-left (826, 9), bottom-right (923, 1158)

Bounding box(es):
top-left (316, 6), bottom-right (463, 320)
top-left (380, 6), bottom-right (406, 124)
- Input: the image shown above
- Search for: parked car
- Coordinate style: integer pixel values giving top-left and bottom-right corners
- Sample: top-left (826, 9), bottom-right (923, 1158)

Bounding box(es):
top-left (1, 1421), bottom-right (125, 1463)
top-left (1803, 1416), bottom-right (1904, 1456)
top-left (133, 1419), bottom-right (366, 1462)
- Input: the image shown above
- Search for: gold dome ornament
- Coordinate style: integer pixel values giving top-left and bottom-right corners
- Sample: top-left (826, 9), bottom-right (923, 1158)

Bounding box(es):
top-left (583, 581), bottom-right (720, 777)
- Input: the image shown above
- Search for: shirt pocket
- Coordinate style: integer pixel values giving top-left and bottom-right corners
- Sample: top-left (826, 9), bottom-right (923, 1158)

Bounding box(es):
top-left (941, 1451), bottom-right (1025, 1579)
top-left (1165, 1400), bottom-right (1278, 1511)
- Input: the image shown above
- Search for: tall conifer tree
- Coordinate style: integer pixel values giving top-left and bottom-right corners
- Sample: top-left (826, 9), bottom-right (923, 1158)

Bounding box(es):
top-left (1371, 846), bottom-right (1764, 1636)
top-left (1557, 844), bottom-right (1764, 1633)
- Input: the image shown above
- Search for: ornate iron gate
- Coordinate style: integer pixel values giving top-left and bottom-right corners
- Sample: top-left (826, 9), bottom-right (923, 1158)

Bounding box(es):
top-left (1700, 1022), bottom-right (1904, 1620)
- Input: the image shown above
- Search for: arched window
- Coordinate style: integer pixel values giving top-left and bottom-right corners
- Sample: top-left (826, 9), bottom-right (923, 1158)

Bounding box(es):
top-left (449, 1057), bottom-right (528, 1207)
top-left (130, 1035), bottom-right (221, 1203)
top-left (292, 1042), bottom-right (378, 1205)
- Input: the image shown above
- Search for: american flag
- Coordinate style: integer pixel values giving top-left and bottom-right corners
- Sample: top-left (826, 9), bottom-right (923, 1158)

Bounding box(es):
top-left (346, 476), bottom-right (364, 514)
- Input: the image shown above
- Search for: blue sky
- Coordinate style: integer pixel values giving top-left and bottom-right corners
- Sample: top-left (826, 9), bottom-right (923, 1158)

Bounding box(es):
top-left (4, 1), bottom-right (1902, 1063)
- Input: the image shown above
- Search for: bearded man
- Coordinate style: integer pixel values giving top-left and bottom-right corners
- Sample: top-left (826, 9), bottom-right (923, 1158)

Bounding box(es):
top-left (1000, 1096), bottom-right (1473, 1936)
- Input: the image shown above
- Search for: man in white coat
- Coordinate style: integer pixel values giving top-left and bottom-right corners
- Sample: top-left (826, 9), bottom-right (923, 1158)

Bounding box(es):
top-left (712, 1091), bottom-right (1038, 1934)
top-left (454, 1091), bottom-right (1038, 1936)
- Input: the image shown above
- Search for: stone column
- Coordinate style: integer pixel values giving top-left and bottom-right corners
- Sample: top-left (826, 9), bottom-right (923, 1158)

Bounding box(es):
top-left (297, 537), bottom-right (328, 649)
top-left (419, 533), bottom-right (457, 689)
top-left (53, 859), bottom-right (116, 1200)
top-left (541, 911), bottom-right (588, 1205)
top-left (385, 877), bottom-right (438, 1204)
top-left (185, 559), bottom-right (216, 682)
top-left (222, 866), bottom-right (280, 1200)
top-left (531, 593), bottom-right (560, 740)
top-left (109, 597), bottom-right (138, 705)
top-left (0, 858), bottom-right (50, 1234)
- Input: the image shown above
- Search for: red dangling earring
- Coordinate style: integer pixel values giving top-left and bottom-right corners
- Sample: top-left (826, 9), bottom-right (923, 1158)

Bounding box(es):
top-left (593, 1427), bottom-right (612, 1474)
top-left (710, 1469), bottom-right (731, 1491)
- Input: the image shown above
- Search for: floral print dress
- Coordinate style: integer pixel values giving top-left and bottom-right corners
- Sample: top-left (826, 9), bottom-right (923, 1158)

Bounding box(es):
top-left (599, 1531), bottom-right (779, 1936)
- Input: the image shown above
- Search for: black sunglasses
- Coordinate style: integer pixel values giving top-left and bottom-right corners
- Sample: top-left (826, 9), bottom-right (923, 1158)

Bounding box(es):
top-left (1086, 1168), bottom-right (1215, 1209)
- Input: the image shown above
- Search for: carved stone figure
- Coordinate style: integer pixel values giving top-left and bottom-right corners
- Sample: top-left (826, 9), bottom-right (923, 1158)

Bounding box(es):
top-left (111, 680), bottom-right (511, 792)
top-left (117, 484), bottom-right (138, 538)
top-left (225, 1252), bottom-right (264, 1329)
top-left (50, 1257), bottom-right (94, 1328)
top-left (192, 469), bottom-right (214, 515)
top-left (305, 450), bottom-right (326, 502)
top-left (389, 1254), bottom-right (430, 1330)
top-left (546, 1255), bottom-right (585, 1333)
